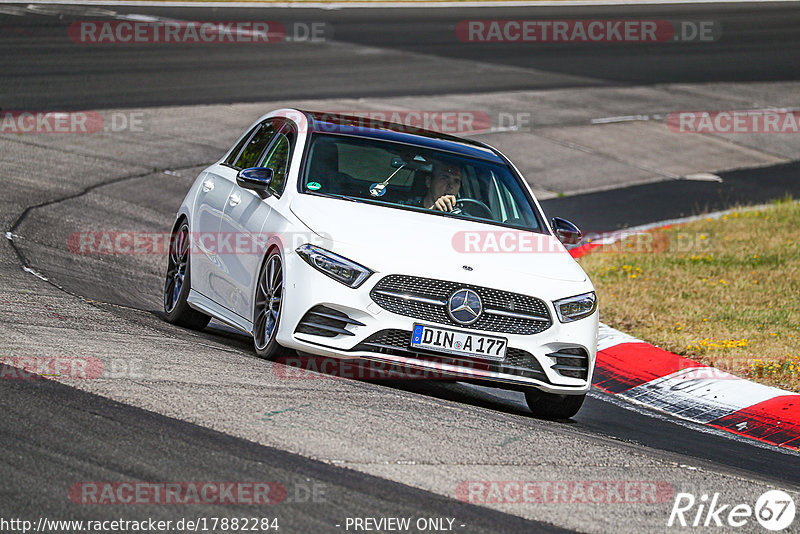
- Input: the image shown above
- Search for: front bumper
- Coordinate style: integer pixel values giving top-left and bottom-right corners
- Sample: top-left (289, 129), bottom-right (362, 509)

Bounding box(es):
top-left (276, 250), bottom-right (598, 395)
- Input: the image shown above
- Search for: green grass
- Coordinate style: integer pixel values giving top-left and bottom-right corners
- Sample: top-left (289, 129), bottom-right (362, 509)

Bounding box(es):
top-left (579, 196), bottom-right (800, 392)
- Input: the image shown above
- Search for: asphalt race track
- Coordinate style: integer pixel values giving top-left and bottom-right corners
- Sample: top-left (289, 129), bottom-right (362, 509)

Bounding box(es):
top-left (2, 3), bottom-right (800, 109)
top-left (2, 2), bottom-right (800, 533)
top-left (2, 375), bottom-right (563, 533)
top-left (540, 161), bottom-right (800, 232)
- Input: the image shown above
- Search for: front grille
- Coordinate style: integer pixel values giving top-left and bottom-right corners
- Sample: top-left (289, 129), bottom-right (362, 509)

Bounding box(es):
top-left (295, 305), bottom-right (365, 337)
top-left (351, 329), bottom-right (549, 382)
top-left (369, 275), bottom-right (552, 335)
top-left (547, 347), bottom-right (589, 379)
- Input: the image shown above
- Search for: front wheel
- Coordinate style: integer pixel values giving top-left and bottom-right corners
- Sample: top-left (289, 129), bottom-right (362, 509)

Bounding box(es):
top-left (163, 220), bottom-right (210, 330)
top-left (253, 251), bottom-right (289, 360)
top-left (525, 389), bottom-right (585, 420)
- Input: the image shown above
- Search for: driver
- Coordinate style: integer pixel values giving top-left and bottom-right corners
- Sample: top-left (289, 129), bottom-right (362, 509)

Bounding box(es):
top-left (396, 157), bottom-right (463, 211)
top-left (425, 159), bottom-right (463, 212)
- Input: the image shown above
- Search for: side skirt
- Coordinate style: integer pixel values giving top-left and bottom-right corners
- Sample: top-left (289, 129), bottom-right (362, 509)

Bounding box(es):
top-left (187, 289), bottom-right (253, 335)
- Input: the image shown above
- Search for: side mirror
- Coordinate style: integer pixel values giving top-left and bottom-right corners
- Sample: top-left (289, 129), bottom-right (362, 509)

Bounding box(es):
top-left (552, 217), bottom-right (582, 245)
top-left (237, 167), bottom-right (273, 195)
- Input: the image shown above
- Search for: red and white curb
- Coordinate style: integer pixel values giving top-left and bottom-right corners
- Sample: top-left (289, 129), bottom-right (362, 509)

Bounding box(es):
top-left (577, 212), bottom-right (800, 452)
top-left (595, 324), bottom-right (800, 451)
top-left (568, 206), bottom-right (799, 451)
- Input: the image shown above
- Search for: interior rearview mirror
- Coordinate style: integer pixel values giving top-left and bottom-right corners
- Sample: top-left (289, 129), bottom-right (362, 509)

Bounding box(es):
top-left (391, 155), bottom-right (429, 171)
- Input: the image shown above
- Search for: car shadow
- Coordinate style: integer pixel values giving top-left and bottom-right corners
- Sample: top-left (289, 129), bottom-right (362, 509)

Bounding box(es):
top-left (182, 320), bottom-right (581, 423)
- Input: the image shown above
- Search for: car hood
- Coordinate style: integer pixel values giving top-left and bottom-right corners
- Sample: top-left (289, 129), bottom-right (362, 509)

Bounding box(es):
top-left (290, 195), bottom-right (588, 285)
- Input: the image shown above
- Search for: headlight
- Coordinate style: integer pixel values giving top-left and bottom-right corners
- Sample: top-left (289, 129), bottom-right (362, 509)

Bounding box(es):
top-left (296, 244), bottom-right (372, 288)
top-left (553, 292), bottom-right (597, 323)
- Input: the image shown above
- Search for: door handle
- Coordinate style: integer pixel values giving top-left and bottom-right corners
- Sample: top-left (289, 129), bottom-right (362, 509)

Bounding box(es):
top-left (202, 178), bottom-right (214, 192)
top-left (229, 192), bottom-right (241, 206)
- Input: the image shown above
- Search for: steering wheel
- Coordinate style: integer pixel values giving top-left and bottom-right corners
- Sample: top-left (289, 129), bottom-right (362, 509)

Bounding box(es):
top-left (452, 198), bottom-right (494, 220)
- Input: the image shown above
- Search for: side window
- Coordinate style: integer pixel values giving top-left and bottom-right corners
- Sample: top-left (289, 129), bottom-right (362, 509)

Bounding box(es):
top-left (231, 120), bottom-right (280, 170)
top-left (495, 173), bottom-right (536, 229)
top-left (225, 125), bottom-right (259, 167)
top-left (261, 123), bottom-right (296, 196)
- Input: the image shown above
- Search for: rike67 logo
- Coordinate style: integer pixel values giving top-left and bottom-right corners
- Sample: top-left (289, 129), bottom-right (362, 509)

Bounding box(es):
top-left (668, 490), bottom-right (796, 531)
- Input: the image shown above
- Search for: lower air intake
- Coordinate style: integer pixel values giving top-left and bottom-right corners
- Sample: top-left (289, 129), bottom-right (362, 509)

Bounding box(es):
top-left (295, 305), bottom-right (365, 338)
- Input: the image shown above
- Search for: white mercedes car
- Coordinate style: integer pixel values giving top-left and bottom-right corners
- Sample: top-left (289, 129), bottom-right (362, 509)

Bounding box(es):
top-left (164, 109), bottom-right (598, 419)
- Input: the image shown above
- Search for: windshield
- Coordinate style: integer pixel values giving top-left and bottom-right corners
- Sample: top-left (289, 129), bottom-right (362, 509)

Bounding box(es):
top-left (300, 133), bottom-right (544, 232)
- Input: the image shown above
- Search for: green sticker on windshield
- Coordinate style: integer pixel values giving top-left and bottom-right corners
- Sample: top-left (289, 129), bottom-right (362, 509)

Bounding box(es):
top-left (306, 182), bottom-right (321, 191)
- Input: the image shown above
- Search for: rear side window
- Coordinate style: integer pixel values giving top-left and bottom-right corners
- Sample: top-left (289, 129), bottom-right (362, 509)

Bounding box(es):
top-left (227, 119), bottom-right (281, 170)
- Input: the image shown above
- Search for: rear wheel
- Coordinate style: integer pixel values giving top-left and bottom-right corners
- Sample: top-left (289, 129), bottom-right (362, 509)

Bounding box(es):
top-left (525, 389), bottom-right (585, 420)
top-left (163, 220), bottom-right (210, 330)
top-left (253, 251), bottom-right (289, 360)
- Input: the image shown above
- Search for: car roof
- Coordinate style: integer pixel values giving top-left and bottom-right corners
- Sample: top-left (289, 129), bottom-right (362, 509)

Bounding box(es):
top-left (300, 110), bottom-right (505, 163)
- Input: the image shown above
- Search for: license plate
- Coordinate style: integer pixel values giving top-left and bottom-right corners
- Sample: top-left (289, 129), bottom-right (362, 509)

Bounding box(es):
top-left (411, 324), bottom-right (507, 361)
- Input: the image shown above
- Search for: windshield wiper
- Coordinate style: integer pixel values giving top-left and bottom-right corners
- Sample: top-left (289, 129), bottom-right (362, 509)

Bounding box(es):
top-left (310, 191), bottom-right (364, 203)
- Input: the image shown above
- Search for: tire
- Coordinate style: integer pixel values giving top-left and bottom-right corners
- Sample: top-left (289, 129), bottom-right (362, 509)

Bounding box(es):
top-left (163, 220), bottom-right (211, 330)
top-left (525, 389), bottom-right (586, 420)
top-left (253, 251), bottom-right (290, 360)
